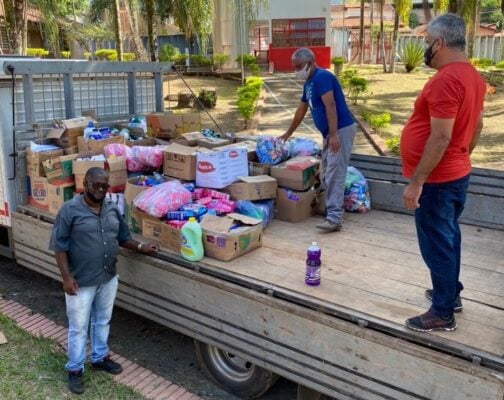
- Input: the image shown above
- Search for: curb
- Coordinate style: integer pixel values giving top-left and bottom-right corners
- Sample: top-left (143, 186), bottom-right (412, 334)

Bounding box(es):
top-left (0, 297), bottom-right (201, 400)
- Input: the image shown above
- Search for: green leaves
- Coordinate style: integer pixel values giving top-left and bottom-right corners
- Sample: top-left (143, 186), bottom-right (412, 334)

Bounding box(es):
top-left (399, 40), bottom-right (424, 73)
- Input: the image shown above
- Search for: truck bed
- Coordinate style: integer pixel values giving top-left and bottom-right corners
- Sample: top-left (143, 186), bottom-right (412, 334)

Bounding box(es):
top-left (11, 206), bottom-right (504, 400)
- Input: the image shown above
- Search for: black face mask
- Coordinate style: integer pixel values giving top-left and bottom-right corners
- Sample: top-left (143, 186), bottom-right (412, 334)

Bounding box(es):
top-left (424, 40), bottom-right (438, 68)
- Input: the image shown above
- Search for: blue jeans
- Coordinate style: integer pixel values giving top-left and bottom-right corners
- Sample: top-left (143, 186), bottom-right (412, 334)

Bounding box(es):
top-left (322, 124), bottom-right (356, 224)
top-left (65, 275), bottom-right (118, 371)
top-left (415, 175), bottom-right (469, 319)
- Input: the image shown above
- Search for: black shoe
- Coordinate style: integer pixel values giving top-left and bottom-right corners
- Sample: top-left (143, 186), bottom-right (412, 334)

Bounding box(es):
top-left (68, 370), bottom-right (84, 394)
top-left (405, 310), bottom-right (457, 332)
top-left (425, 289), bottom-right (463, 312)
top-left (91, 356), bottom-right (123, 375)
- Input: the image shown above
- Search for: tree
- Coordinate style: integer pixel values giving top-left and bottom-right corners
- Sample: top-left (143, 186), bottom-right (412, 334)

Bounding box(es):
top-left (358, 0), bottom-right (365, 64)
top-left (422, 0), bottom-right (432, 23)
top-left (389, 0), bottom-right (412, 73)
top-left (124, 0), bottom-right (149, 61)
top-left (4, 0), bottom-right (28, 55)
top-left (467, 0), bottom-right (479, 58)
top-left (145, 0), bottom-right (157, 61)
top-left (434, 0), bottom-right (449, 15)
top-left (112, 0), bottom-right (123, 61)
top-left (379, 0), bottom-right (387, 72)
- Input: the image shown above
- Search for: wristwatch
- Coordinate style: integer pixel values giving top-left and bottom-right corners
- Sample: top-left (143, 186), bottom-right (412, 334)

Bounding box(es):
top-left (137, 243), bottom-right (143, 252)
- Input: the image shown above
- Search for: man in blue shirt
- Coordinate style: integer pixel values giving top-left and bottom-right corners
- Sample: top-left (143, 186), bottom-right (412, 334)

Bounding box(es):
top-left (50, 167), bottom-right (159, 394)
top-left (280, 48), bottom-right (356, 232)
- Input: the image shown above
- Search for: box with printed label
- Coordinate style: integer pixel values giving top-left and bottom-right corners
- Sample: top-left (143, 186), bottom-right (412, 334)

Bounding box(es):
top-left (197, 137), bottom-right (231, 149)
top-left (47, 116), bottom-right (95, 148)
top-left (161, 223), bottom-right (182, 253)
top-left (72, 157), bottom-right (127, 193)
top-left (200, 213), bottom-right (263, 261)
top-left (27, 176), bottom-right (49, 210)
top-left (163, 144), bottom-right (213, 181)
top-left (275, 188), bottom-right (318, 223)
top-left (215, 140), bottom-right (257, 161)
top-left (182, 131), bottom-right (205, 146)
top-left (249, 161), bottom-right (271, 176)
top-left (42, 154), bottom-right (78, 185)
top-left (270, 156), bottom-right (320, 191)
top-left (195, 148), bottom-right (249, 189)
top-left (142, 214), bottom-right (164, 243)
top-left (77, 135), bottom-right (125, 153)
top-left (26, 148), bottom-right (65, 177)
top-left (47, 183), bottom-right (75, 215)
top-left (223, 175), bottom-right (277, 201)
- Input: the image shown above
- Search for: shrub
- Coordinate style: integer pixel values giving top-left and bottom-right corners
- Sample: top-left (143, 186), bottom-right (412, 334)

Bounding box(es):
top-left (399, 41), bottom-right (424, 73)
top-left (339, 68), bottom-right (359, 89)
top-left (347, 76), bottom-right (369, 104)
top-left (237, 76), bottom-right (263, 121)
top-left (61, 51), bottom-right (71, 59)
top-left (248, 63), bottom-right (261, 76)
top-left (495, 61), bottom-right (504, 69)
top-left (235, 54), bottom-right (257, 68)
top-left (189, 54), bottom-right (212, 66)
top-left (27, 48), bottom-right (49, 58)
top-left (470, 58), bottom-right (495, 69)
top-left (173, 54), bottom-right (188, 65)
top-left (94, 49), bottom-right (135, 61)
top-left (213, 53), bottom-right (230, 70)
top-left (84, 51), bottom-right (92, 60)
top-left (331, 56), bottom-right (344, 65)
top-left (386, 136), bottom-right (400, 156)
top-left (159, 43), bottom-right (180, 62)
top-left (369, 113), bottom-right (391, 132)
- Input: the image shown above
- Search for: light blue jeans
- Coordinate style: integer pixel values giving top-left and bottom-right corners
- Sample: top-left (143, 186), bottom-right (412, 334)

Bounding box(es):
top-left (65, 275), bottom-right (118, 371)
top-left (322, 123), bottom-right (356, 224)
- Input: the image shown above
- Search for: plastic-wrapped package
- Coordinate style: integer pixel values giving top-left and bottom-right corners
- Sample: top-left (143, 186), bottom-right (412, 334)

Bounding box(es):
top-left (287, 137), bottom-right (320, 157)
top-left (133, 181), bottom-right (192, 218)
top-left (256, 136), bottom-right (290, 165)
top-left (206, 199), bottom-right (235, 215)
top-left (344, 166), bottom-right (371, 213)
top-left (235, 200), bottom-right (274, 228)
top-left (104, 143), bottom-right (131, 158)
top-left (129, 145), bottom-right (165, 172)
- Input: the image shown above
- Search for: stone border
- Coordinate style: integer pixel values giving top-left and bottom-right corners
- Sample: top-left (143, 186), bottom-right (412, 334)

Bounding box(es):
top-left (0, 297), bottom-right (201, 400)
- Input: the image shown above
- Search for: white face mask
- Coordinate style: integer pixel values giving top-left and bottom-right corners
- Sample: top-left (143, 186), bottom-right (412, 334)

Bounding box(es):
top-left (294, 63), bottom-right (310, 80)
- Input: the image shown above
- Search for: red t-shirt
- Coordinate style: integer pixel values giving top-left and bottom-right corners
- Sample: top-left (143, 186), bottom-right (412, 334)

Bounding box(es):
top-left (400, 62), bottom-right (486, 183)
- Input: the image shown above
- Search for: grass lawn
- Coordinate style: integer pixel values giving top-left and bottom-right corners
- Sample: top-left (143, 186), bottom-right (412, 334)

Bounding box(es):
top-left (0, 315), bottom-right (145, 400)
top-left (345, 65), bottom-right (504, 170)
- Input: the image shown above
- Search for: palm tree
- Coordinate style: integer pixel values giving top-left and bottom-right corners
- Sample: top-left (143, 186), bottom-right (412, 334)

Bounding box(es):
top-left (4, 0), bottom-right (28, 55)
top-left (389, 0), bottom-right (412, 73)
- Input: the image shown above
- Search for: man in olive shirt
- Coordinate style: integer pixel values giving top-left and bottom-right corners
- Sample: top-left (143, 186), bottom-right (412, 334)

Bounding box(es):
top-left (50, 167), bottom-right (158, 395)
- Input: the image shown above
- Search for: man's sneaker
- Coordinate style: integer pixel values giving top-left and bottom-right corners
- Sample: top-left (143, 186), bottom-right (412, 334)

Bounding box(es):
top-left (405, 310), bottom-right (457, 332)
top-left (68, 370), bottom-right (84, 394)
top-left (425, 289), bottom-right (463, 312)
top-left (91, 356), bottom-right (123, 375)
top-left (316, 220), bottom-right (342, 232)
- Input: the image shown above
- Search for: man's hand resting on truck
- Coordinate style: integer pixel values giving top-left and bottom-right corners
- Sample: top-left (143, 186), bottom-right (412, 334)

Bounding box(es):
top-left (138, 243), bottom-right (159, 255)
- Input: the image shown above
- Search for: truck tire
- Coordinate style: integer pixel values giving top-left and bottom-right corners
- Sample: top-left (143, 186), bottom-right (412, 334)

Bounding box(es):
top-left (194, 340), bottom-right (279, 399)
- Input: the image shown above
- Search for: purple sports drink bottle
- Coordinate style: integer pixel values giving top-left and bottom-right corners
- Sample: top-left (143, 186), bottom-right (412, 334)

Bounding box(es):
top-left (305, 242), bottom-right (321, 286)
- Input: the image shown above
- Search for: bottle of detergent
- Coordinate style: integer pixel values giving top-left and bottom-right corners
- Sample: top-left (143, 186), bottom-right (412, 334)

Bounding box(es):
top-left (305, 242), bottom-right (321, 286)
top-left (180, 217), bottom-right (204, 261)
top-left (83, 121), bottom-right (97, 140)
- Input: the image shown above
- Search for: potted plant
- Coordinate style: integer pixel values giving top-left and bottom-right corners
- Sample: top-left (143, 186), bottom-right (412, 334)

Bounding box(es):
top-left (331, 56), bottom-right (344, 76)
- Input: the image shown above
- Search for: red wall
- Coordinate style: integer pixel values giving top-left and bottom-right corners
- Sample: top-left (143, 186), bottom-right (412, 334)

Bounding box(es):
top-left (268, 46), bottom-right (331, 71)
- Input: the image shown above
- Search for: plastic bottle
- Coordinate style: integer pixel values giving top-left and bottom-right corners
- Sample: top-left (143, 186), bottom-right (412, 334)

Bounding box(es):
top-left (83, 121), bottom-right (96, 140)
top-left (305, 242), bottom-right (321, 286)
top-left (180, 217), bottom-right (204, 261)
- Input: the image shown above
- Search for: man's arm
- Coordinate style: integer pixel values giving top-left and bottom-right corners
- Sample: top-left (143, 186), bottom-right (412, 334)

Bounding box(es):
top-left (403, 117), bottom-right (454, 210)
top-left (321, 90), bottom-right (340, 153)
top-left (279, 102), bottom-right (308, 141)
top-left (120, 239), bottom-right (159, 255)
top-left (55, 251), bottom-right (79, 295)
top-left (469, 111), bottom-right (484, 154)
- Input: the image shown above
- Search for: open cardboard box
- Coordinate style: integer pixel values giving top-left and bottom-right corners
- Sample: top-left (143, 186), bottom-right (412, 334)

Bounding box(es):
top-left (270, 156), bottom-right (320, 191)
top-left (200, 213), bottom-right (263, 261)
top-left (223, 175), bottom-right (277, 201)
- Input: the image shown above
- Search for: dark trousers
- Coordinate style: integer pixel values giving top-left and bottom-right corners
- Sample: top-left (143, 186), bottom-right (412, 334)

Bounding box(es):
top-left (414, 175), bottom-right (469, 318)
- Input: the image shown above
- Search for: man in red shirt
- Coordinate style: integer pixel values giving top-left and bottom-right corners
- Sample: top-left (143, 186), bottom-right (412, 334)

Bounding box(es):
top-left (400, 13), bottom-right (485, 332)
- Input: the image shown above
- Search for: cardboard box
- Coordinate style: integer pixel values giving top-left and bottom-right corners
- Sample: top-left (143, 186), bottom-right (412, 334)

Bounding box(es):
top-left (161, 223), bottom-right (182, 253)
top-left (77, 135), bottom-right (125, 153)
top-left (26, 148), bottom-right (64, 177)
top-left (195, 148), bottom-right (249, 189)
top-left (163, 144), bottom-right (213, 181)
top-left (125, 137), bottom-right (157, 147)
top-left (73, 157), bottom-right (127, 193)
top-left (197, 137), bottom-right (231, 149)
top-left (147, 112), bottom-right (201, 139)
top-left (200, 213), bottom-right (263, 261)
top-left (47, 183), bottom-right (75, 215)
top-left (42, 154), bottom-right (78, 185)
top-left (215, 140), bottom-right (257, 161)
top-left (182, 113), bottom-right (202, 133)
top-left (47, 116), bottom-right (95, 148)
top-left (249, 161), bottom-right (271, 176)
top-left (223, 176), bottom-right (277, 201)
top-left (275, 188), bottom-right (318, 223)
top-left (270, 156), bottom-right (320, 191)
top-left (142, 213), bottom-right (164, 243)
top-left (182, 131), bottom-right (205, 146)
top-left (64, 146), bottom-right (79, 155)
top-left (27, 176), bottom-right (49, 210)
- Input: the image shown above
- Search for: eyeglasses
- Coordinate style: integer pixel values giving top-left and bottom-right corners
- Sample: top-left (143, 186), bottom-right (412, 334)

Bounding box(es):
top-left (89, 182), bottom-right (110, 191)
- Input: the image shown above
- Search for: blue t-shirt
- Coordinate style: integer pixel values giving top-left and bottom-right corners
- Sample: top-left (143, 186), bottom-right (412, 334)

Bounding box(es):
top-left (301, 68), bottom-right (354, 137)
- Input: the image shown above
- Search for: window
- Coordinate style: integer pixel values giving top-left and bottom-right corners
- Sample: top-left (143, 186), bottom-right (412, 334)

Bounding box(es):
top-left (271, 18), bottom-right (326, 48)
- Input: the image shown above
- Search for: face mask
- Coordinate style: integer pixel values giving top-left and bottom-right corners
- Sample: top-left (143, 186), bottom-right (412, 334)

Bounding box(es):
top-left (424, 40), bottom-right (438, 68)
top-left (294, 63), bottom-right (310, 80)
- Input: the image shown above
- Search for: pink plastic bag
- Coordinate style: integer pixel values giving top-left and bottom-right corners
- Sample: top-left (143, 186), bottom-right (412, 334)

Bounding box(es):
top-left (133, 181), bottom-right (192, 218)
top-left (129, 145), bottom-right (165, 172)
top-left (104, 143), bottom-right (131, 158)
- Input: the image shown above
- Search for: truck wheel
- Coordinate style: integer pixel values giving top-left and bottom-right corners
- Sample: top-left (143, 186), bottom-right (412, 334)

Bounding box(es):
top-left (194, 340), bottom-right (279, 399)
